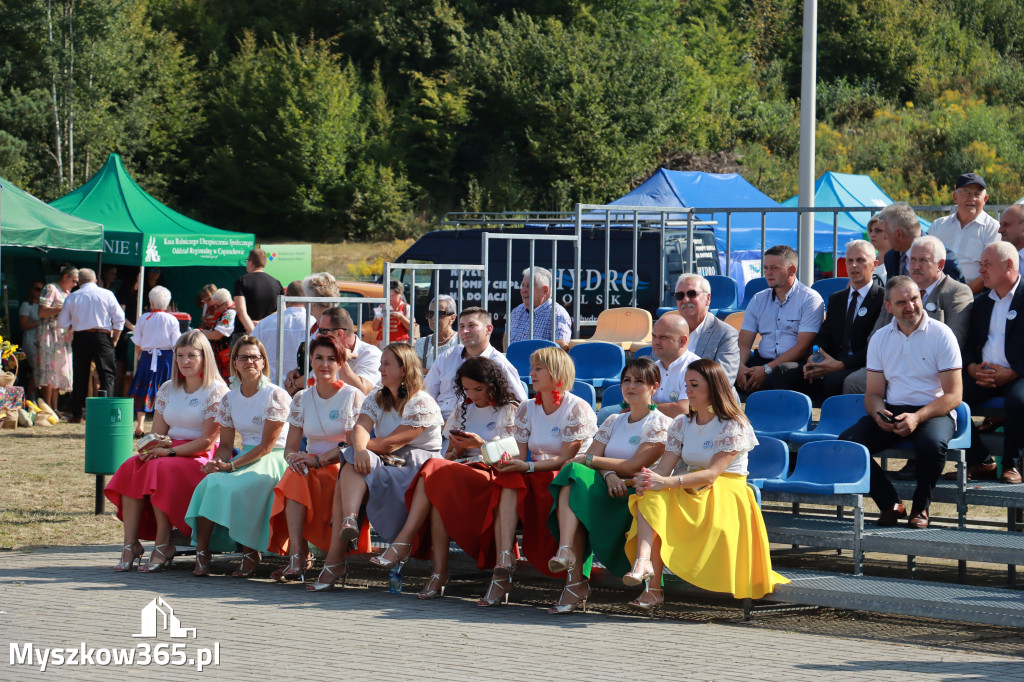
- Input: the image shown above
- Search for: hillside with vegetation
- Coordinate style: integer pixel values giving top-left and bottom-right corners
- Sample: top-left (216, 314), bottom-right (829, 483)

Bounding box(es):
top-left (2, 0), bottom-right (1022, 241)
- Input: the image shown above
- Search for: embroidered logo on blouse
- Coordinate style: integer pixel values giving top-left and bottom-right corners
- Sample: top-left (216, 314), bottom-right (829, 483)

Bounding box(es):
top-left (329, 409), bottom-right (340, 421)
top-left (252, 416), bottom-right (263, 426)
top-left (703, 439), bottom-right (713, 451)
top-left (188, 397), bottom-right (200, 407)
top-left (486, 421), bottom-right (496, 431)
top-left (550, 426), bottom-right (560, 437)
top-left (669, 390), bottom-right (679, 401)
top-left (629, 435), bottom-right (641, 445)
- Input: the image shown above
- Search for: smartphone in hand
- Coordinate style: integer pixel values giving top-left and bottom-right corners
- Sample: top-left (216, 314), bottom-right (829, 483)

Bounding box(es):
top-left (876, 410), bottom-right (896, 424)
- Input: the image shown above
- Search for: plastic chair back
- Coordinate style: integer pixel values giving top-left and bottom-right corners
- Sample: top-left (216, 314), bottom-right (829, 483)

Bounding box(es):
top-left (597, 404), bottom-right (620, 425)
top-left (789, 394), bottom-right (866, 444)
top-left (573, 307), bottom-right (652, 351)
top-left (811, 277), bottom-right (850, 301)
top-left (506, 339), bottom-right (557, 382)
top-left (570, 380), bottom-right (597, 411)
top-left (601, 382), bottom-right (623, 408)
top-left (761, 440), bottom-right (870, 494)
top-left (747, 436), bottom-right (789, 487)
top-left (633, 346), bottom-right (654, 358)
top-left (745, 390), bottom-right (812, 439)
top-left (569, 342), bottom-right (626, 388)
top-left (741, 277), bottom-right (768, 307)
top-left (706, 275), bottom-right (740, 313)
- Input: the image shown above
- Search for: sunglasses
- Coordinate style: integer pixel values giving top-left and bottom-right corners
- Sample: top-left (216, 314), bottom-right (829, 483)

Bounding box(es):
top-left (317, 326), bottom-right (351, 335)
top-left (674, 289), bottom-right (703, 301)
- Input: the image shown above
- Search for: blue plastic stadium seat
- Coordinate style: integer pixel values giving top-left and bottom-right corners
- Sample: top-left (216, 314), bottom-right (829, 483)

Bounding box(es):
top-left (569, 341), bottom-right (626, 388)
top-left (811, 277), bottom-right (850, 301)
top-left (746, 436), bottom-right (789, 488)
top-left (744, 390), bottom-right (813, 440)
top-left (706, 275), bottom-right (740, 316)
top-left (597, 404), bottom-right (620, 425)
top-left (789, 394), bottom-right (866, 444)
top-left (741, 277), bottom-right (768, 307)
top-left (633, 346), bottom-right (654, 358)
top-left (748, 481), bottom-right (762, 507)
top-left (506, 339), bottom-right (557, 383)
top-left (570, 380), bottom-right (597, 411)
top-left (760, 440), bottom-right (870, 495)
top-left (656, 307), bottom-right (676, 318)
top-left (601, 382), bottom-right (623, 409)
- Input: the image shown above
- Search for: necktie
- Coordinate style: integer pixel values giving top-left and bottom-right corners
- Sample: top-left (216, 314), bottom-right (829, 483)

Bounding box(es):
top-left (899, 252), bottom-right (909, 276)
top-left (840, 291), bottom-right (859, 355)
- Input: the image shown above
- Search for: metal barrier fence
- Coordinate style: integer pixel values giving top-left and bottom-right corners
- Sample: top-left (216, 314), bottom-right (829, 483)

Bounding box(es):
top-left (382, 262), bottom-right (483, 349)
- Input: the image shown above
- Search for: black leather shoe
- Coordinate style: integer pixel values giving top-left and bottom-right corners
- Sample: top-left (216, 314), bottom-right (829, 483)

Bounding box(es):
top-left (877, 503), bottom-right (907, 527)
top-left (942, 461), bottom-right (997, 481)
top-left (907, 507), bottom-right (929, 529)
top-left (1002, 467), bottom-right (1022, 484)
top-left (891, 462), bottom-right (916, 481)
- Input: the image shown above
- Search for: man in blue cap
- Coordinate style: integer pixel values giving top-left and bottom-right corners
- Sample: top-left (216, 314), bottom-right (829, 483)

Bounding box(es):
top-left (929, 172), bottom-right (1001, 295)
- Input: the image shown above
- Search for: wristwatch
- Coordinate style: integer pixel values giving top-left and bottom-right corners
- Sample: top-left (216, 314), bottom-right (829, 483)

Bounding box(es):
top-left (584, 452), bottom-right (595, 468)
top-left (763, 364), bottom-right (773, 375)
top-left (167, 449), bottom-right (176, 457)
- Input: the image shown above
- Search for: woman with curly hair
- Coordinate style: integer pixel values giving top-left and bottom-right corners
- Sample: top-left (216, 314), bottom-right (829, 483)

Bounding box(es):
top-left (367, 356), bottom-right (520, 599)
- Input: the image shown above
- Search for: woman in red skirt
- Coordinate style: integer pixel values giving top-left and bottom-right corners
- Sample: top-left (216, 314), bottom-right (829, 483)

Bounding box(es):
top-left (481, 346), bottom-right (597, 607)
top-left (367, 356), bottom-right (520, 598)
top-left (105, 331), bottom-right (228, 572)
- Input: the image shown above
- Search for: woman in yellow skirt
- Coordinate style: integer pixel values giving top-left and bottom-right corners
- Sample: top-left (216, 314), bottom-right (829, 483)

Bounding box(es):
top-left (626, 358), bottom-right (788, 613)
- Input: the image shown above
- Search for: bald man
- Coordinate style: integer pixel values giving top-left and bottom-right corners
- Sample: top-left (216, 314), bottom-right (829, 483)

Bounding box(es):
top-left (650, 315), bottom-right (700, 417)
top-left (998, 204), bottom-right (1024, 261)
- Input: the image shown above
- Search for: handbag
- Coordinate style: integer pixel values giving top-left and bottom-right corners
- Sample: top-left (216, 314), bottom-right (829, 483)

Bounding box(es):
top-left (480, 436), bottom-right (520, 467)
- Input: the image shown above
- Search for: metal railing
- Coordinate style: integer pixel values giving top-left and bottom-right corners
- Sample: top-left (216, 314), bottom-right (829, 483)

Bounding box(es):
top-left (382, 262), bottom-right (483, 349)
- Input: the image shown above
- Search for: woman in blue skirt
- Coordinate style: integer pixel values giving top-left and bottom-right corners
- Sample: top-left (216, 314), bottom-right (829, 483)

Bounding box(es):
top-left (128, 286), bottom-right (181, 436)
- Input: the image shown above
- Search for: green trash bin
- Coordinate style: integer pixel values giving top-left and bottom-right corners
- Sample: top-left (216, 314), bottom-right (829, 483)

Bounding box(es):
top-left (84, 397), bottom-right (135, 475)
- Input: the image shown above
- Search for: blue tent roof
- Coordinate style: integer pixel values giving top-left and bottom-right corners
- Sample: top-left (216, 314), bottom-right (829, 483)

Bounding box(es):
top-left (780, 171), bottom-right (930, 231)
top-left (610, 169), bottom-right (862, 259)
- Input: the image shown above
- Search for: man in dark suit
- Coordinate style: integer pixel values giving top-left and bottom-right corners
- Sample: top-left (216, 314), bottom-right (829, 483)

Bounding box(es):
top-left (880, 201), bottom-right (966, 284)
top-left (803, 240), bottom-right (885, 399)
top-left (952, 242), bottom-right (1024, 483)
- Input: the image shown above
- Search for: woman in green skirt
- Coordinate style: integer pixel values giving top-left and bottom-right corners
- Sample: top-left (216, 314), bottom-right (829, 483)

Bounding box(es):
top-left (547, 357), bottom-right (672, 614)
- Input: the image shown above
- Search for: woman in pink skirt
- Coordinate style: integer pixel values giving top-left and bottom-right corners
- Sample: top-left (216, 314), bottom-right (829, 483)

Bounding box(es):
top-left (105, 330), bottom-right (228, 572)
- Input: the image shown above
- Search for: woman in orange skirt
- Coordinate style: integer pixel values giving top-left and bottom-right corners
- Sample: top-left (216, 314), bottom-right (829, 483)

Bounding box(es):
top-left (268, 335), bottom-right (366, 580)
top-left (366, 356), bottom-right (519, 598)
top-left (479, 346), bottom-right (597, 607)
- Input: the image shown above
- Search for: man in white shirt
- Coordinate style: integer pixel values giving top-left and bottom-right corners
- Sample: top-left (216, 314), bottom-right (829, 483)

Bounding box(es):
top-left (737, 245), bottom-right (824, 395)
top-left (838, 276), bottom-right (963, 530)
top-left (286, 307), bottom-right (380, 396)
top-left (428, 307), bottom-right (527, 419)
top-left (998, 204), bottom-right (1024, 261)
top-left (674, 273), bottom-right (739, 385)
top-left (649, 314), bottom-right (700, 417)
top-left (57, 268), bottom-right (126, 423)
top-left (252, 280), bottom-right (315, 386)
top-left (928, 172), bottom-right (1001, 294)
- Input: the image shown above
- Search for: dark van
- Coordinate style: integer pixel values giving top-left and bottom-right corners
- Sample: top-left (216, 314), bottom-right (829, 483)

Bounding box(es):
top-left (391, 224), bottom-right (719, 346)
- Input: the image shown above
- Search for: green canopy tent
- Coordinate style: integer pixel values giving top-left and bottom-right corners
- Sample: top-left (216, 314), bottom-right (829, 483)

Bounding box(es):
top-left (50, 153), bottom-right (255, 322)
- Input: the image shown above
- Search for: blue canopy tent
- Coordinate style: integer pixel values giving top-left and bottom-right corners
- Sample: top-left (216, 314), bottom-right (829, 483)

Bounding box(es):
top-left (780, 171), bottom-right (931, 232)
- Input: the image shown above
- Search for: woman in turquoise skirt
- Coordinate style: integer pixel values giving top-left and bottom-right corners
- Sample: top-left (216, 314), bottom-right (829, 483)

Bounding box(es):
top-left (547, 357), bottom-right (671, 613)
top-left (186, 335), bottom-right (291, 577)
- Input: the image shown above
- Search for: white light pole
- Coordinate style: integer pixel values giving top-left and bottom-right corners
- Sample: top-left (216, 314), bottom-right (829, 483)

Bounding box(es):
top-left (797, 0), bottom-right (817, 285)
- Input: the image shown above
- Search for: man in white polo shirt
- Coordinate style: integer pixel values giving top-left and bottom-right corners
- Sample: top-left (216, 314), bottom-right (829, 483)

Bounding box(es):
top-left (649, 314), bottom-right (700, 417)
top-left (838, 276), bottom-right (962, 529)
top-left (737, 244), bottom-right (824, 395)
top-left (427, 307), bottom-right (527, 419)
top-left (928, 172), bottom-right (1001, 294)
top-left (998, 204), bottom-right (1024, 261)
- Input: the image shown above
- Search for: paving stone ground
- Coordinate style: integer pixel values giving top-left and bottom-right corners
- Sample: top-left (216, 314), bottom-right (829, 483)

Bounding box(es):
top-left (1, 545), bottom-right (1022, 681)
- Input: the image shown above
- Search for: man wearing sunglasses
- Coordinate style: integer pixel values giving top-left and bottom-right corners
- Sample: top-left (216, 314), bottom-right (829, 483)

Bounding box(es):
top-left (673, 273), bottom-right (740, 386)
top-left (737, 245), bottom-right (824, 395)
top-left (284, 307), bottom-right (381, 396)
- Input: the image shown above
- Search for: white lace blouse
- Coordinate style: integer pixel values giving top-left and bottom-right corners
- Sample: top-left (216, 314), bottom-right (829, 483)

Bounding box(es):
top-left (216, 383), bottom-right (291, 448)
top-left (288, 385), bottom-right (365, 456)
top-left (154, 380), bottom-right (229, 442)
top-left (665, 415), bottom-right (758, 476)
top-left (593, 410), bottom-right (672, 460)
top-left (442, 402), bottom-right (518, 458)
top-left (359, 389), bottom-right (444, 452)
top-left (513, 393), bottom-right (597, 461)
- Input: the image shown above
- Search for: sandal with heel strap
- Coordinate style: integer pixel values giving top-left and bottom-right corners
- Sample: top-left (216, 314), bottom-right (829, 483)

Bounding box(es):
top-left (231, 551), bottom-right (261, 578)
top-left (272, 553), bottom-right (313, 582)
top-left (493, 550), bottom-right (517, 578)
top-left (622, 556), bottom-right (654, 587)
top-left (114, 542), bottom-right (144, 572)
top-left (306, 562), bottom-right (348, 592)
top-left (628, 582), bottom-right (664, 617)
top-left (547, 545), bottom-right (577, 574)
top-left (548, 581), bottom-right (590, 615)
top-left (193, 551), bottom-right (212, 577)
top-left (139, 543), bottom-right (177, 573)
top-left (370, 542), bottom-right (412, 569)
top-left (477, 575), bottom-right (512, 607)
top-left (418, 573), bottom-right (449, 600)
top-left (338, 515), bottom-right (360, 545)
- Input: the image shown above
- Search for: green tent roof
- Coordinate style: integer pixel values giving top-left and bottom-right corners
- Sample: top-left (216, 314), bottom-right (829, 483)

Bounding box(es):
top-left (1, 176), bottom-right (104, 252)
top-left (50, 153), bottom-right (255, 267)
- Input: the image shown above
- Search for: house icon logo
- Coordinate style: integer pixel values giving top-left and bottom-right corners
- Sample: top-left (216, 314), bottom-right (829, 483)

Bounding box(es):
top-left (133, 596), bottom-right (197, 639)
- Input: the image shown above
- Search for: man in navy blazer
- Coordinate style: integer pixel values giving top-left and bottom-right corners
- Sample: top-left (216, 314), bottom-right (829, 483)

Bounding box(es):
top-left (881, 202), bottom-right (966, 284)
top-left (955, 242), bottom-right (1024, 483)
top-left (803, 240), bottom-right (885, 399)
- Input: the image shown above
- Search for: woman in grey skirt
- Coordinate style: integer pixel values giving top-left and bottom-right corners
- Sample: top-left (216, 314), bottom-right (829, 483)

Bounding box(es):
top-left (307, 342), bottom-right (444, 591)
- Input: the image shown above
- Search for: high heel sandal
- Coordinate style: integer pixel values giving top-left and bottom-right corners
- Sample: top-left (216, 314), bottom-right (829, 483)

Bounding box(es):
top-left (193, 550), bottom-right (211, 577)
top-left (493, 550), bottom-right (517, 578)
top-left (622, 556), bottom-right (654, 587)
top-left (547, 545), bottom-right (576, 574)
top-left (338, 515), bottom-right (360, 545)
top-left (138, 543), bottom-right (176, 573)
top-left (418, 573), bottom-right (449, 600)
top-left (477, 575), bottom-right (512, 607)
top-left (306, 562), bottom-right (348, 592)
top-left (548, 581), bottom-right (590, 614)
top-left (114, 542), bottom-right (144, 572)
top-left (231, 551), bottom-right (261, 578)
top-left (369, 542), bottom-right (411, 569)
top-left (272, 553), bottom-right (312, 582)
top-left (628, 582), bottom-right (664, 617)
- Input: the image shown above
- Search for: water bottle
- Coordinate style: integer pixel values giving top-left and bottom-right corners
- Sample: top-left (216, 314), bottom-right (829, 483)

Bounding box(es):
top-left (388, 564), bottom-right (403, 594)
top-left (810, 345), bottom-right (824, 364)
